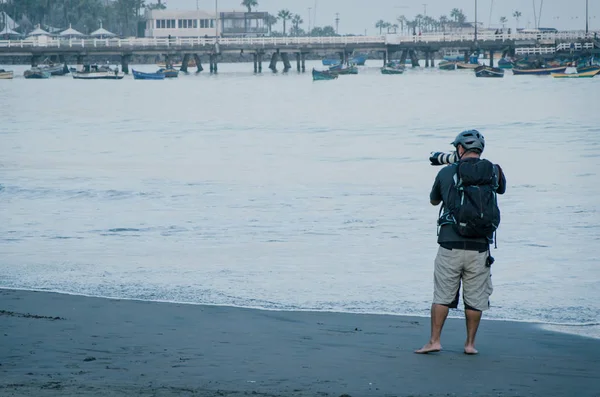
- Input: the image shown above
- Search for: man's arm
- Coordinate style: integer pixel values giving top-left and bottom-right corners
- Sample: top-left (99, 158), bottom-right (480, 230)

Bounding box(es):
top-left (496, 164), bottom-right (506, 195)
top-left (430, 173), bottom-right (442, 206)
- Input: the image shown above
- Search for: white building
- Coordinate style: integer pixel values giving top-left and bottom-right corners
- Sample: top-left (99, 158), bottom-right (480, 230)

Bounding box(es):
top-left (144, 9), bottom-right (218, 38)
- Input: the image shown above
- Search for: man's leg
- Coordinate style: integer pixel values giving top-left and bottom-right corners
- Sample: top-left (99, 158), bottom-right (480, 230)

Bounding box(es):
top-left (415, 303), bottom-right (449, 353)
top-left (464, 308), bottom-right (482, 354)
top-left (415, 246), bottom-right (461, 354)
top-left (462, 250), bottom-right (492, 355)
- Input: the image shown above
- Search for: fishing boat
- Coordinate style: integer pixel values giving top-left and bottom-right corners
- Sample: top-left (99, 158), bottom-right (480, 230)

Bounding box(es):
top-left (0, 69), bottom-right (14, 79)
top-left (312, 68), bottom-right (338, 81)
top-left (577, 65), bottom-right (600, 74)
top-left (438, 60), bottom-right (457, 70)
top-left (497, 58), bottom-right (514, 69)
top-left (551, 67), bottom-right (600, 78)
top-left (38, 60), bottom-right (70, 76)
top-left (322, 58), bottom-right (340, 66)
top-left (350, 55), bottom-right (367, 66)
top-left (456, 62), bottom-right (480, 70)
top-left (24, 67), bottom-right (51, 79)
top-left (132, 69), bottom-right (165, 80)
top-left (475, 65), bottom-right (504, 78)
top-left (512, 66), bottom-right (567, 75)
top-left (329, 64), bottom-right (358, 75)
top-left (157, 60), bottom-right (196, 69)
top-left (157, 68), bottom-right (179, 78)
top-left (381, 66), bottom-right (404, 75)
top-left (72, 64), bottom-right (124, 80)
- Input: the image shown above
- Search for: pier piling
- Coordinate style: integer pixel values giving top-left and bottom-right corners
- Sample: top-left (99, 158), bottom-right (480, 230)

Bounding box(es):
top-left (253, 53), bottom-right (258, 73)
top-left (409, 50), bottom-right (420, 67)
top-left (269, 52), bottom-right (279, 72)
top-left (121, 54), bottom-right (130, 74)
top-left (193, 54), bottom-right (203, 73)
top-left (281, 53), bottom-right (291, 72)
top-left (180, 54), bottom-right (190, 72)
top-left (489, 50), bottom-right (495, 67)
top-left (258, 52), bottom-right (263, 73)
top-left (296, 53), bottom-right (300, 72)
top-left (382, 51), bottom-right (387, 67)
top-left (399, 50), bottom-right (407, 66)
top-left (301, 53), bottom-right (306, 72)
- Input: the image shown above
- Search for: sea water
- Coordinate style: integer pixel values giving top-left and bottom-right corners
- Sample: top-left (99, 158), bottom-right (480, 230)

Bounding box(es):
top-left (1, 61), bottom-right (599, 338)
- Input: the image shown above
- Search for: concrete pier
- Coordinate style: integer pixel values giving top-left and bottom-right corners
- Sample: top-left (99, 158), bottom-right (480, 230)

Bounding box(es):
top-left (180, 54), bottom-right (190, 72)
top-left (295, 53), bottom-right (300, 72)
top-left (300, 53), bottom-right (306, 72)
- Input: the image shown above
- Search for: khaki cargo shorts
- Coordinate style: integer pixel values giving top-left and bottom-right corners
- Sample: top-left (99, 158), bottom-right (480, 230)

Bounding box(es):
top-left (433, 246), bottom-right (493, 311)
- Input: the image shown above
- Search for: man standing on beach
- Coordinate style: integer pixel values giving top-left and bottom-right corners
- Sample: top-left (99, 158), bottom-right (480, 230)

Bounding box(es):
top-left (416, 130), bottom-right (506, 355)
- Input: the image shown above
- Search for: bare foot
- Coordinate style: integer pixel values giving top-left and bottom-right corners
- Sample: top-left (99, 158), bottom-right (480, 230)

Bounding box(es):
top-left (464, 345), bottom-right (478, 355)
top-left (415, 342), bottom-right (442, 354)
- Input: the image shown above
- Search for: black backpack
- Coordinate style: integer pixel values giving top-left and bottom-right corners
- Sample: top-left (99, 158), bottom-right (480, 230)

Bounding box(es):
top-left (439, 159), bottom-right (501, 240)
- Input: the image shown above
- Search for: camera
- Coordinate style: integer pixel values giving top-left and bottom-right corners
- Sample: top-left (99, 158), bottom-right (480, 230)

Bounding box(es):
top-left (429, 151), bottom-right (458, 166)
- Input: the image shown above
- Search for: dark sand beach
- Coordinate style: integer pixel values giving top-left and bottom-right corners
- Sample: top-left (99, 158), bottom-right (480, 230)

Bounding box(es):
top-left (1, 288), bottom-right (599, 397)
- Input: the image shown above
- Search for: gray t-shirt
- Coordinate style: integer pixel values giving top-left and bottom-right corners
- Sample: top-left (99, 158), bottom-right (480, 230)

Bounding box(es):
top-left (430, 159), bottom-right (506, 245)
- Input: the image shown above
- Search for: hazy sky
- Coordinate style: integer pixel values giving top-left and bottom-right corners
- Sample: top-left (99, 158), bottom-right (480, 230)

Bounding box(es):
top-left (164, 0), bottom-right (596, 34)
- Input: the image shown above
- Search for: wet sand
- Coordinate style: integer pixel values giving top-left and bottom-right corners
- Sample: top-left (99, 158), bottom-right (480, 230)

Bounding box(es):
top-left (1, 288), bottom-right (599, 397)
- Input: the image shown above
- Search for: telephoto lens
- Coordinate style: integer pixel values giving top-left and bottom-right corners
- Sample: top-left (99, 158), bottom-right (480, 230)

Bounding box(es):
top-left (429, 151), bottom-right (458, 166)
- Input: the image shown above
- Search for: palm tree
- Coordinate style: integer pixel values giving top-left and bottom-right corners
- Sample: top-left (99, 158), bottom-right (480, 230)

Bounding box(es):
top-left (375, 19), bottom-right (385, 35)
top-left (391, 23), bottom-right (399, 34)
top-left (397, 15), bottom-right (406, 34)
top-left (291, 14), bottom-right (303, 36)
top-left (266, 13), bottom-right (278, 35)
top-left (439, 15), bottom-right (449, 32)
top-left (241, 0), bottom-right (258, 13)
top-left (450, 8), bottom-right (461, 23)
top-left (499, 16), bottom-right (507, 30)
top-left (513, 10), bottom-right (522, 30)
top-left (277, 9), bottom-right (292, 36)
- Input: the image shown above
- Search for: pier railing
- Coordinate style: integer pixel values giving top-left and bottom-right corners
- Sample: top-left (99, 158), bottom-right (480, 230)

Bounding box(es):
top-left (0, 31), bottom-right (597, 49)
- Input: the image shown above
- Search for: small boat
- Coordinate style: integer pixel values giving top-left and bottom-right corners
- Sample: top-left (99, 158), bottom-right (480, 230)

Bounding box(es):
top-left (456, 62), bottom-right (480, 70)
top-left (72, 64), bottom-right (124, 80)
top-left (438, 60), bottom-right (457, 70)
top-left (443, 55), bottom-right (464, 62)
top-left (475, 65), bottom-right (504, 78)
top-left (39, 63), bottom-right (70, 76)
top-left (132, 69), bottom-right (165, 80)
top-left (24, 68), bottom-right (51, 79)
top-left (551, 67), bottom-right (600, 78)
top-left (322, 58), bottom-right (340, 66)
top-left (0, 69), bottom-right (14, 79)
top-left (497, 58), bottom-right (514, 69)
top-left (330, 64), bottom-right (358, 75)
top-left (577, 65), bottom-right (600, 74)
top-left (512, 66), bottom-right (567, 75)
top-left (312, 68), bottom-right (338, 81)
top-left (157, 68), bottom-right (179, 78)
top-left (381, 66), bottom-right (404, 75)
top-left (350, 55), bottom-right (367, 66)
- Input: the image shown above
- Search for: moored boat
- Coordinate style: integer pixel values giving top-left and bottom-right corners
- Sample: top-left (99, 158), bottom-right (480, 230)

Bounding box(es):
top-left (512, 66), bottom-right (567, 75)
top-left (312, 68), bottom-right (338, 81)
top-left (381, 66), bottom-right (404, 75)
top-left (551, 68), bottom-right (600, 78)
top-left (456, 62), bottom-right (480, 70)
top-left (72, 64), bottom-right (124, 80)
top-left (39, 63), bottom-right (70, 76)
top-left (132, 69), bottom-right (165, 80)
top-left (576, 65), bottom-right (600, 74)
top-left (438, 60), bottom-right (457, 70)
top-left (330, 64), bottom-right (358, 75)
top-left (24, 68), bottom-right (51, 79)
top-left (0, 69), bottom-right (14, 79)
top-left (157, 68), bottom-right (179, 78)
top-left (322, 58), bottom-right (340, 66)
top-left (350, 55), bottom-right (367, 66)
top-left (497, 58), bottom-right (514, 69)
top-left (475, 65), bottom-right (505, 78)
